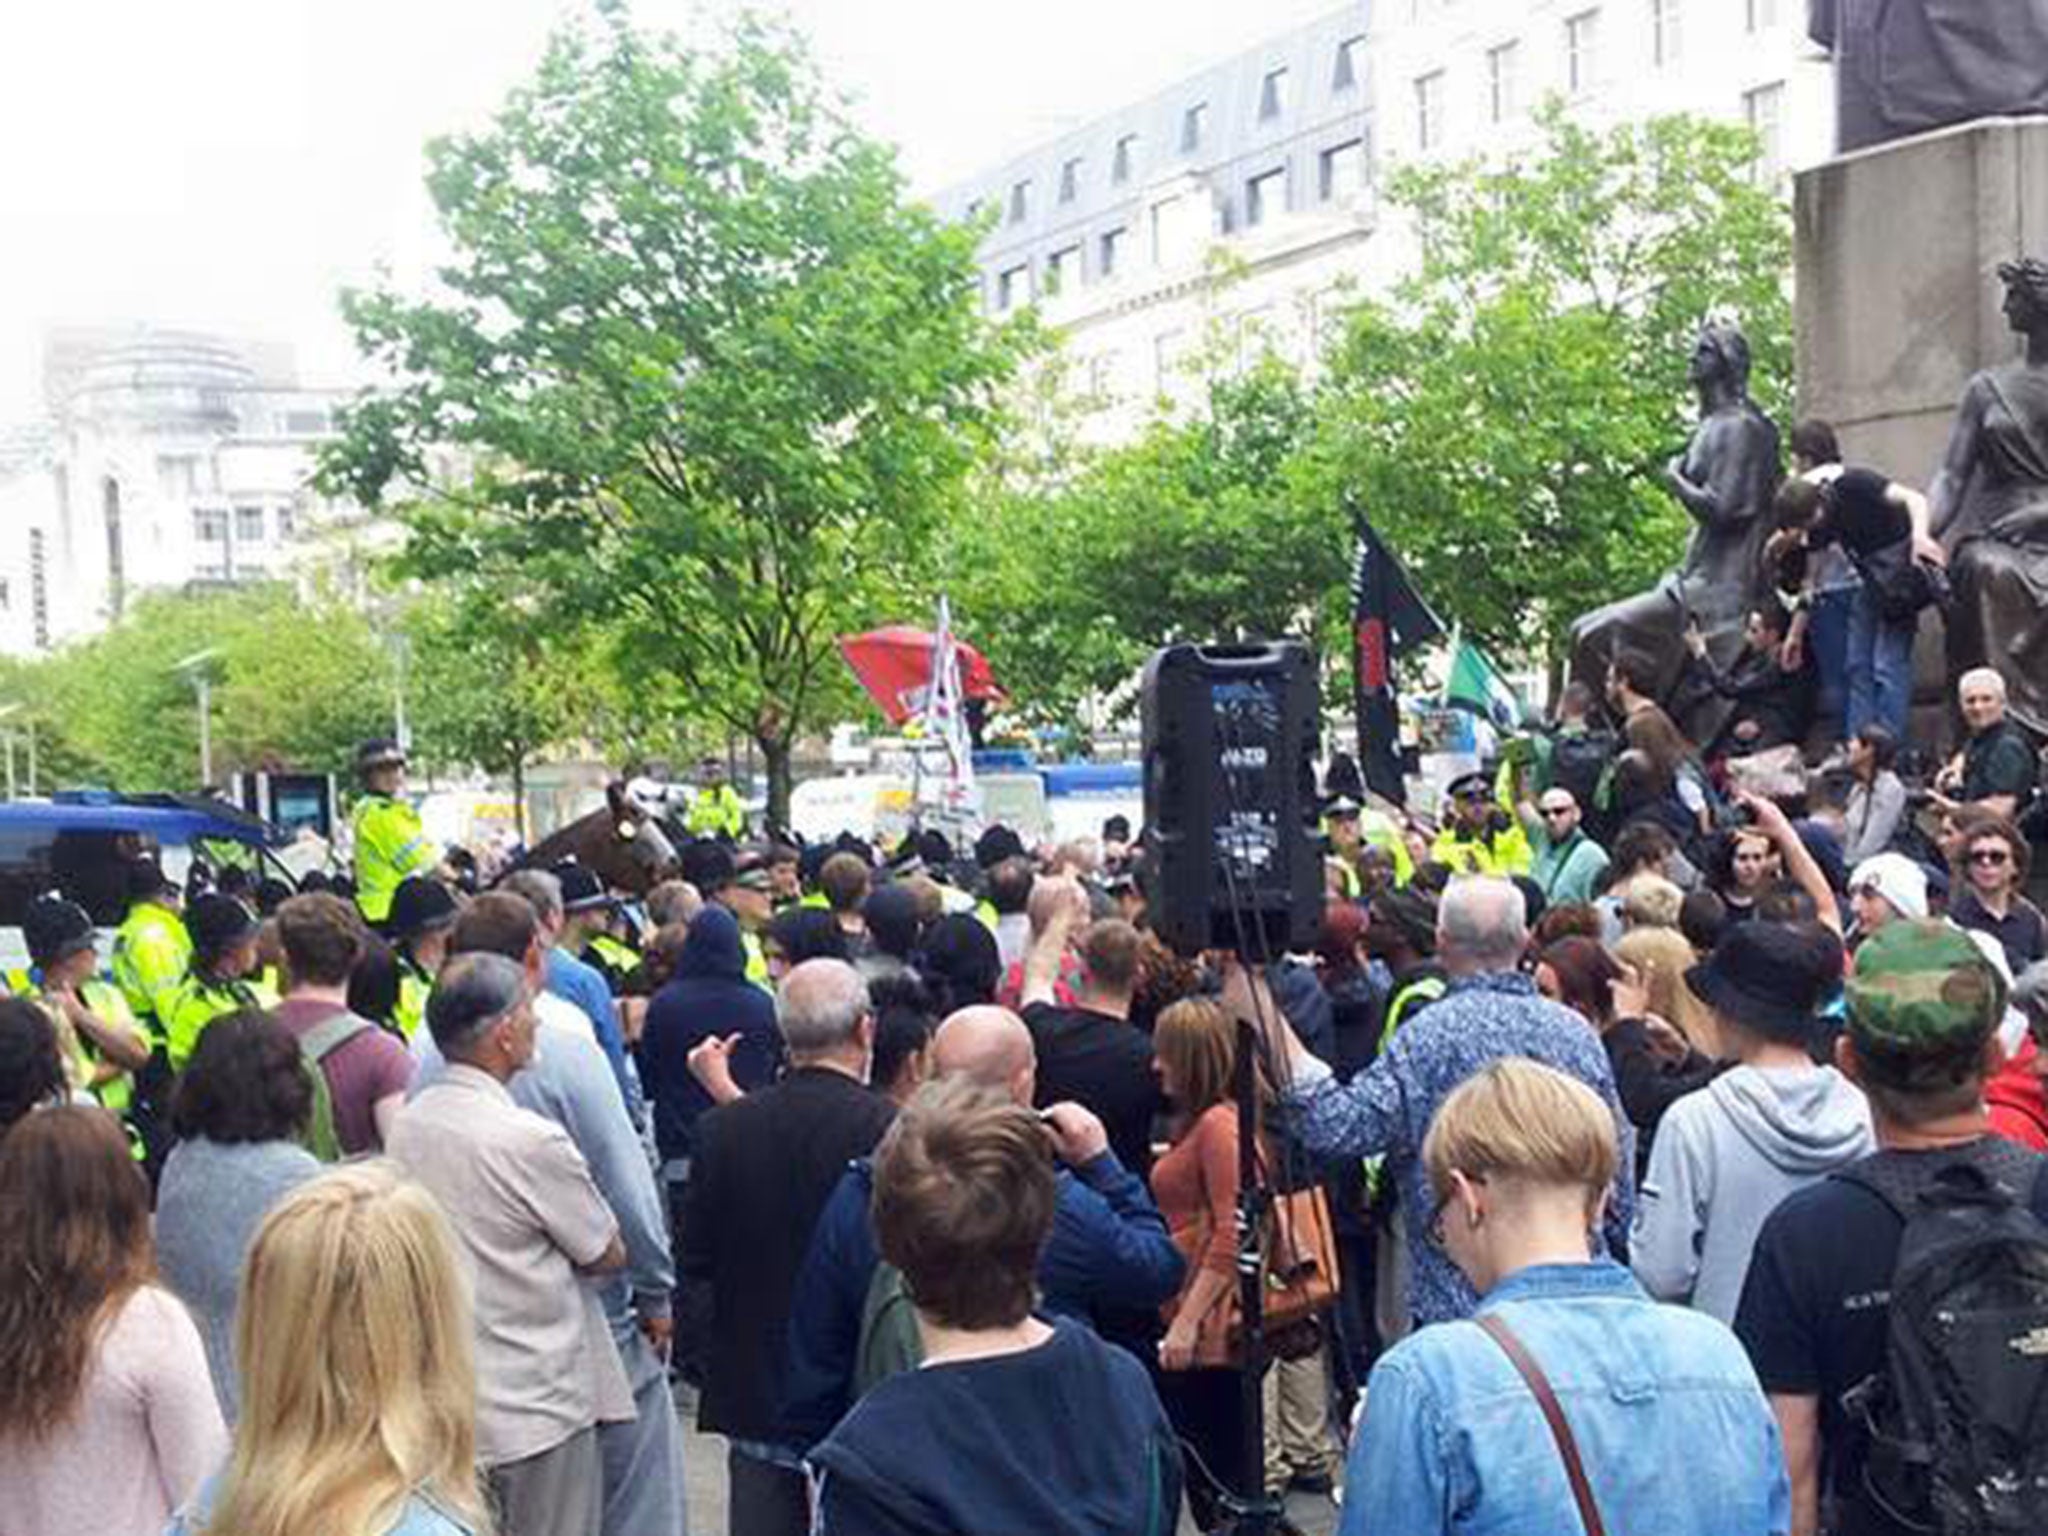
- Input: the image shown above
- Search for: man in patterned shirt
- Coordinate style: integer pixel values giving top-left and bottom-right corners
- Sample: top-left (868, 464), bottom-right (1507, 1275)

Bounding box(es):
top-left (1238, 875), bottom-right (1635, 1328)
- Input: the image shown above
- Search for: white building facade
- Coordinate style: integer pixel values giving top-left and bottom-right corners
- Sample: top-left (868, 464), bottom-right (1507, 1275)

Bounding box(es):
top-left (934, 0), bottom-right (1833, 442)
top-left (0, 328), bottom-right (364, 656)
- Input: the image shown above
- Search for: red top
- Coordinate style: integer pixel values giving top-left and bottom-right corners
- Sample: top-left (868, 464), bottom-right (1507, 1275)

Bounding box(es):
top-left (1988, 1037), bottom-right (2048, 1153)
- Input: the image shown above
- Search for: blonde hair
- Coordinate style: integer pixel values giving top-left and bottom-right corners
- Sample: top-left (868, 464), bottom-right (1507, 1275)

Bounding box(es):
top-left (1611, 927), bottom-right (1721, 1058)
top-left (1423, 1061), bottom-right (1616, 1226)
top-left (1619, 874), bottom-right (1683, 931)
top-left (203, 1163), bottom-right (489, 1536)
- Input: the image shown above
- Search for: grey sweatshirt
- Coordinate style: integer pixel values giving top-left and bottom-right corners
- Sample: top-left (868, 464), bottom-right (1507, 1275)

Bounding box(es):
top-left (1631, 1062), bottom-right (1873, 1324)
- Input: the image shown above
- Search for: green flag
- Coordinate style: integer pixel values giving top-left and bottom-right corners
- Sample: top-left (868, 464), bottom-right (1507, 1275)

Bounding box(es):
top-left (1445, 638), bottom-right (1523, 731)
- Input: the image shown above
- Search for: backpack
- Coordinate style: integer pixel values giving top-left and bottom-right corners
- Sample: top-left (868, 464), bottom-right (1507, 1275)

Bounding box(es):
top-left (297, 1010), bottom-right (373, 1163)
top-left (1835, 1142), bottom-right (2048, 1535)
top-left (1545, 727), bottom-right (1615, 813)
top-left (853, 1260), bottom-right (923, 1395)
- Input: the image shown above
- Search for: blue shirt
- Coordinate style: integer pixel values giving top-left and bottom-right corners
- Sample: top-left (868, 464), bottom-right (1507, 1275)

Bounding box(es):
top-left (172, 1477), bottom-right (474, 1536)
top-left (1282, 972), bottom-right (1636, 1324)
top-left (544, 946), bottom-right (639, 1120)
top-left (1344, 1260), bottom-right (1789, 1536)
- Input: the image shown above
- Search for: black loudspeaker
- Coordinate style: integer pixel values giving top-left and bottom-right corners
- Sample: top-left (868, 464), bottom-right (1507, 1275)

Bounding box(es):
top-left (1140, 641), bottom-right (1322, 958)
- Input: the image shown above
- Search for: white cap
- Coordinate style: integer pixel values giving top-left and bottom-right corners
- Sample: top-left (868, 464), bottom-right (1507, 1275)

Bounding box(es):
top-left (1849, 853), bottom-right (1930, 922)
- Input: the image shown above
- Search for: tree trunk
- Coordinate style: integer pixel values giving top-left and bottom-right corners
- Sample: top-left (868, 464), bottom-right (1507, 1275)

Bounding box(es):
top-left (511, 752), bottom-right (528, 843)
top-left (760, 733), bottom-right (793, 835)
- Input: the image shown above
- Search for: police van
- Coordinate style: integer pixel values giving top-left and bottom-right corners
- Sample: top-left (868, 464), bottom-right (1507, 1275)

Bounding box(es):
top-left (0, 792), bottom-right (292, 970)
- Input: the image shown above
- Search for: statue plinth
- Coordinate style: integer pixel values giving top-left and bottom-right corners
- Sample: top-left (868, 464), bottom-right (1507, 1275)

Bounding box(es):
top-left (1796, 116), bottom-right (2048, 745)
top-left (1796, 116), bottom-right (2048, 480)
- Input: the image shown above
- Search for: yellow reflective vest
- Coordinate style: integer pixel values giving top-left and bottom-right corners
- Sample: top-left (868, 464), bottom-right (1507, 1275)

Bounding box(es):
top-left (112, 900), bottom-right (191, 1042)
top-left (685, 784), bottom-right (746, 840)
top-left (352, 791), bottom-right (436, 924)
top-left (163, 971), bottom-right (279, 1070)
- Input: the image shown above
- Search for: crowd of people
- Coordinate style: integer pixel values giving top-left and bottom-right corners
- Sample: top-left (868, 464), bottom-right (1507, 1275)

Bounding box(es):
top-left (0, 521), bottom-right (2045, 1536)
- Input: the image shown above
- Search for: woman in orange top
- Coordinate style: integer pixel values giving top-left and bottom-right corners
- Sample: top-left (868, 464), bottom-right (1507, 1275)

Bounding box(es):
top-left (1150, 996), bottom-right (1262, 1529)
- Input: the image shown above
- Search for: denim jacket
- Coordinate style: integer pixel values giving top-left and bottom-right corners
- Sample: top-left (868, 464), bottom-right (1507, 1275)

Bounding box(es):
top-left (1343, 1260), bottom-right (1789, 1536)
top-left (167, 1476), bottom-right (475, 1536)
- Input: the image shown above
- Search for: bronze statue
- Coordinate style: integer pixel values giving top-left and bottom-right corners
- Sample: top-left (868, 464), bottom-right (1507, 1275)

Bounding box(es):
top-left (1929, 258), bottom-right (2048, 737)
top-left (1571, 322), bottom-right (1781, 737)
top-left (1810, 1), bottom-right (2048, 155)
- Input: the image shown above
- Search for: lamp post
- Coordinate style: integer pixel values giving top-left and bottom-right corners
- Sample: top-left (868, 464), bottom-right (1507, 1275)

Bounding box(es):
top-left (174, 649), bottom-right (223, 790)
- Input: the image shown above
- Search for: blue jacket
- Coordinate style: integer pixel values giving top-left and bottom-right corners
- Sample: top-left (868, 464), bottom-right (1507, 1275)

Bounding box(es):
top-left (640, 906), bottom-right (783, 1163)
top-left (544, 944), bottom-right (638, 1117)
top-left (1345, 1260), bottom-right (1788, 1536)
top-left (780, 1148), bottom-right (1185, 1449)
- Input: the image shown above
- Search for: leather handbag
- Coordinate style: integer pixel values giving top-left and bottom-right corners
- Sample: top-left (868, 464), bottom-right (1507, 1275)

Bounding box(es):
top-left (1476, 1312), bottom-right (1608, 1536)
top-left (1228, 1184), bottom-right (1341, 1362)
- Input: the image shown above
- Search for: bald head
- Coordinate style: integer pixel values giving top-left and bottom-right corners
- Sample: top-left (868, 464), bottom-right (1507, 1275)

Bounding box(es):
top-left (1437, 875), bottom-right (1528, 976)
top-left (1026, 875), bottom-right (1087, 936)
top-left (932, 1005), bottom-right (1037, 1106)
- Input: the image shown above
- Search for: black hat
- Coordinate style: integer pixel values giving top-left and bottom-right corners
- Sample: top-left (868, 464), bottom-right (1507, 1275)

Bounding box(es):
top-left (728, 845), bottom-right (777, 895)
top-left (126, 856), bottom-right (178, 902)
top-left (1446, 769), bottom-right (1491, 800)
top-left (974, 824), bottom-right (1027, 870)
top-left (552, 862), bottom-right (611, 913)
top-left (24, 896), bottom-right (96, 968)
top-left (356, 738), bottom-right (407, 774)
top-left (388, 876), bottom-right (458, 937)
top-left (914, 828), bottom-right (955, 871)
top-left (1686, 922), bottom-right (1841, 1039)
top-left (187, 893), bottom-right (259, 962)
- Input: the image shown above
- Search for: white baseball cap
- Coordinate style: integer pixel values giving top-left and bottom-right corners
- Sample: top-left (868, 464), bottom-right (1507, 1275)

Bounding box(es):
top-left (1849, 853), bottom-right (1930, 923)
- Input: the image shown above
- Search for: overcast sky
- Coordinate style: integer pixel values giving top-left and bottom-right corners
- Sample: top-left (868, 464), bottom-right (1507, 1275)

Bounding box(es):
top-left (0, 0), bottom-right (1349, 418)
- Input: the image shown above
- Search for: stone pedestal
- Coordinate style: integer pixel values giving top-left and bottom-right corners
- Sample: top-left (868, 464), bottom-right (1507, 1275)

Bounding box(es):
top-left (1795, 116), bottom-right (2048, 748)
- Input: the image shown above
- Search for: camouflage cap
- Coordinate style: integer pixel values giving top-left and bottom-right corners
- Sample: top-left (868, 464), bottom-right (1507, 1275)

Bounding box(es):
top-left (1845, 921), bottom-right (2007, 1052)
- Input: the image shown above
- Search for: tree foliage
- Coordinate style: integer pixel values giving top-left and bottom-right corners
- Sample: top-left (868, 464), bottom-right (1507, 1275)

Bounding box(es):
top-left (1300, 105), bottom-right (1793, 660)
top-left (15, 585), bottom-right (396, 791)
top-left (320, 13), bottom-right (1022, 822)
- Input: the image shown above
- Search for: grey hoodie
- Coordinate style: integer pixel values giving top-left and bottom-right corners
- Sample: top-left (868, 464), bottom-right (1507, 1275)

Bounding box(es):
top-left (1631, 1062), bottom-right (1874, 1324)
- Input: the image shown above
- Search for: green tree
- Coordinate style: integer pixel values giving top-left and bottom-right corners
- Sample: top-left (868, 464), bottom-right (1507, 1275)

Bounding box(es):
top-left (320, 14), bottom-right (1022, 824)
top-left (22, 585), bottom-right (395, 791)
top-left (949, 361), bottom-right (1342, 729)
top-left (1301, 105), bottom-right (1793, 663)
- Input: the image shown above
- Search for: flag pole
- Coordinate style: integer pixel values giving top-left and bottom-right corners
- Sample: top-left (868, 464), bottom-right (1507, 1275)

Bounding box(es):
top-left (1441, 620), bottom-right (1461, 711)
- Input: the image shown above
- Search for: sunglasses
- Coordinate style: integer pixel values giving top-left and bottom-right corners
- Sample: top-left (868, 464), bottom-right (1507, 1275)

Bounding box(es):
top-left (1968, 848), bottom-right (2013, 867)
top-left (1539, 806), bottom-right (1575, 819)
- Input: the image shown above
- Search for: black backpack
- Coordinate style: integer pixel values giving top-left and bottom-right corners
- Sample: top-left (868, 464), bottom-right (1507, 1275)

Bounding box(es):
top-left (1546, 727), bottom-right (1615, 814)
top-left (1836, 1143), bottom-right (2048, 1535)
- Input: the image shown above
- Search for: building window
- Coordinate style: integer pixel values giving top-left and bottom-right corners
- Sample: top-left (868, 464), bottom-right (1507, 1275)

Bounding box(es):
top-left (1007, 180), bottom-right (1030, 224)
top-left (1320, 139), bottom-right (1366, 200)
top-left (1150, 195), bottom-right (1183, 263)
top-left (1059, 157), bottom-right (1082, 204)
top-left (194, 507), bottom-right (228, 542)
top-left (235, 506), bottom-right (265, 544)
top-left (1181, 102), bottom-right (1208, 154)
top-left (1565, 10), bottom-right (1599, 97)
top-left (1045, 245), bottom-right (1081, 295)
top-left (1099, 226), bottom-right (1127, 276)
top-left (1246, 167), bottom-right (1288, 228)
top-left (1651, 0), bottom-right (1682, 66)
top-left (1113, 134), bottom-right (1137, 184)
top-left (1415, 70), bottom-right (1446, 152)
top-left (1744, 81), bottom-right (1786, 182)
top-left (1486, 42), bottom-right (1518, 123)
top-left (1746, 0), bottom-right (1777, 30)
top-left (1333, 35), bottom-right (1364, 93)
top-left (996, 264), bottom-right (1030, 310)
top-left (277, 504), bottom-right (297, 540)
top-left (1260, 67), bottom-right (1289, 122)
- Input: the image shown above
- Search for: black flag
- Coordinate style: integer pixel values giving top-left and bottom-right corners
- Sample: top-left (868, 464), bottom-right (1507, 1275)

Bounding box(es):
top-left (1348, 510), bottom-right (1441, 806)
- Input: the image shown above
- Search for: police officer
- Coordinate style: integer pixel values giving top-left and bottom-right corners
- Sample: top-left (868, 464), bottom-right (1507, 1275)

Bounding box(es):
top-left (113, 857), bottom-right (191, 1045)
top-left (350, 738), bottom-right (440, 927)
top-left (15, 895), bottom-right (152, 1113)
top-left (1429, 769), bottom-right (1533, 877)
top-left (683, 754), bottom-right (746, 841)
top-left (162, 893), bottom-right (275, 1069)
top-left (387, 875), bottom-right (458, 1040)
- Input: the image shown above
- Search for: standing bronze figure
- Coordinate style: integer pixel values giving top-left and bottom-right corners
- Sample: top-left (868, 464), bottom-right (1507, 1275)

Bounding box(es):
top-left (1930, 259), bottom-right (2048, 736)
